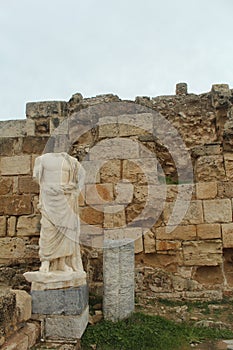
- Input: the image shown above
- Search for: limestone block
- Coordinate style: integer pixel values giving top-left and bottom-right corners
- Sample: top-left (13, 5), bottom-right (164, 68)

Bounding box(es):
top-left (143, 230), bottom-right (156, 253)
top-left (218, 181), bottom-right (233, 198)
top-left (104, 227), bottom-right (143, 253)
top-left (134, 185), bottom-right (148, 203)
top-left (183, 240), bottom-right (222, 266)
top-left (0, 156), bottom-right (31, 175)
top-left (164, 200), bottom-right (203, 225)
top-left (22, 136), bottom-right (49, 154)
top-left (156, 225), bottom-right (196, 240)
top-left (115, 182), bottom-right (134, 204)
top-left (7, 217), bottom-right (16, 237)
top-left (104, 205), bottom-right (126, 228)
top-left (166, 184), bottom-right (196, 202)
top-left (192, 144), bottom-right (223, 158)
top-left (80, 206), bottom-right (103, 226)
top-left (0, 177), bottom-right (12, 195)
top-left (122, 160), bottom-right (142, 182)
top-left (118, 113), bottom-right (153, 136)
top-left (1, 331), bottom-right (29, 350)
top-left (222, 223), bottom-right (233, 248)
top-left (17, 215), bottom-right (41, 236)
top-left (224, 153), bottom-right (233, 181)
top-left (0, 120), bottom-right (26, 138)
top-left (21, 322), bottom-right (40, 348)
top-left (98, 116), bottom-right (119, 138)
top-left (78, 192), bottom-right (85, 206)
top-left (14, 290), bottom-right (31, 322)
top-left (203, 199), bottom-right (232, 223)
top-left (103, 239), bottom-right (135, 322)
top-left (1, 324), bottom-right (39, 350)
top-left (18, 176), bottom-right (39, 194)
top-left (26, 101), bottom-right (67, 118)
top-left (45, 306), bottom-right (89, 340)
top-left (100, 159), bottom-right (121, 183)
top-left (0, 195), bottom-right (32, 215)
top-left (195, 155), bottom-right (226, 182)
top-left (85, 183), bottom-right (114, 205)
top-left (81, 160), bottom-right (101, 184)
top-left (197, 224), bottom-right (221, 239)
top-left (156, 240), bottom-right (181, 251)
top-left (0, 217), bottom-right (6, 237)
top-left (0, 237), bottom-right (38, 264)
top-left (196, 182), bottom-right (217, 199)
top-left (89, 138), bottom-right (139, 160)
top-left (26, 118), bottom-right (35, 136)
top-left (31, 285), bottom-right (88, 315)
top-left (0, 290), bottom-right (17, 339)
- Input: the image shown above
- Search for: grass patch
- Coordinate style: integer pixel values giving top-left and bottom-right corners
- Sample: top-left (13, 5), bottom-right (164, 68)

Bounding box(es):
top-left (81, 312), bottom-right (233, 350)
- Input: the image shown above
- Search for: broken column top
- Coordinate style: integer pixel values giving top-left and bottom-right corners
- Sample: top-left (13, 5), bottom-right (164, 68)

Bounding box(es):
top-left (176, 82), bottom-right (188, 95)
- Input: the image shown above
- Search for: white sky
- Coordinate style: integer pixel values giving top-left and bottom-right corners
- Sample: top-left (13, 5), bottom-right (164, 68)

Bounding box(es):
top-left (0, 0), bottom-right (233, 120)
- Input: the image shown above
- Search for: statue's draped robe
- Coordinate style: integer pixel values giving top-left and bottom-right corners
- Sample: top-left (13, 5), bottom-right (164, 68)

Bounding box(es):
top-left (33, 153), bottom-right (84, 262)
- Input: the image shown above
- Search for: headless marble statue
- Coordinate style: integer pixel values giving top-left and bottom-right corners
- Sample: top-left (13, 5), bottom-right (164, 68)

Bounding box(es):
top-left (33, 152), bottom-right (85, 274)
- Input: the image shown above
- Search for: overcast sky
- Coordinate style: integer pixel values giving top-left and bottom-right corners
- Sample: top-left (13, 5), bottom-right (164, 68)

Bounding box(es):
top-left (0, 0), bottom-right (232, 120)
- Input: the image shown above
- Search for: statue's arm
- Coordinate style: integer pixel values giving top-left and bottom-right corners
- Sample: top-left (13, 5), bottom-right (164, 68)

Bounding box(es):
top-left (33, 156), bottom-right (42, 184)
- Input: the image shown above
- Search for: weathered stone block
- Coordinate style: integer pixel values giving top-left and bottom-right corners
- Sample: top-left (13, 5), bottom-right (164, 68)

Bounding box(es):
top-left (183, 240), bottom-right (222, 266)
top-left (222, 223), bottom-right (233, 248)
top-left (118, 113), bottom-right (153, 136)
top-left (156, 240), bottom-right (181, 251)
top-left (14, 290), bottom-right (31, 322)
top-left (104, 227), bottom-right (143, 253)
top-left (0, 237), bottom-right (38, 264)
top-left (45, 306), bottom-right (89, 340)
top-left (89, 138), bottom-right (139, 160)
top-left (203, 199), bottom-right (232, 223)
top-left (98, 116), bottom-right (119, 138)
top-left (0, 290), bottom-right (17, 339)
top-left (195, 155), bottom-right (226, 182)
top-left (80, 206), bottom-right (103, 226)
top-left (0, 195), bottom-right (32, 215)
top-left (115, 182), bottom-right (134, 204)
top-left (0, 156), bottom-right (31, 175)
top-left (122, 160), bottom-right (142, 182)
top-left (103, 239), bottom-right (134, 322)
top-left (22, 136), bottom-right (49, 154)
top-left (104, 206), bottom-right (126, 228)
top-left (156, 225), bottom-right (196, 240)
top-left (17, 215), bottom-right (40, 236)
top-left (164, 200), bottom-right (203, 225)
top-left (26, 101), bottom-right (67, 118)
top-left (7, 217), bottom-right (16, 237)
top-left (197, 224), bottom-right (221, 239)
top-left (218, 181), bottom-right (233, 198)
top-left (224, 153), bottom-right (233, 181)
top-left (31, 285), bottom-right (88, 315)
top-left (0, 217), bottom-right (6, 237)
top-left (18, 176), bottom-right (39, 194)
top-left (196, 182), bottom-right (217, 199)
top-left (0, 177), bottom-right (12, 195)
top-left (100, 159), bottom-right (121, 183)
top-left (143, 230), bottom-right (156, 253)
top-left (85, 183), bottom-right (114, 205)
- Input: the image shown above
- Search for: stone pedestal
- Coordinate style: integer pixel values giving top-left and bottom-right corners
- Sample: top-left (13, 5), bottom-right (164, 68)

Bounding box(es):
top-left (103, 239), bottom-right (135, 322)
top-left (24, 271), bottom-right (88, 341)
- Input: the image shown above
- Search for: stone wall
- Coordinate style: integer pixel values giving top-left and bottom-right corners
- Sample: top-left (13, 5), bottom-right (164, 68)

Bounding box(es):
top-left (1, 83), bottom-right (233, 301)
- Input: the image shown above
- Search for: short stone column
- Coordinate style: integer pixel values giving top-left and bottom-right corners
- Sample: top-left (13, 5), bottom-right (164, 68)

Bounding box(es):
top-left (24, 271), bottom-right (88, 341)
top-left (103, 239), bottom-right (135, 322)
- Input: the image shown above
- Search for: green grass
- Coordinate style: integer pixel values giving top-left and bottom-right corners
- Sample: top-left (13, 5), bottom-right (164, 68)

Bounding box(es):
top-left (81, 312), bottom-right (233, 350)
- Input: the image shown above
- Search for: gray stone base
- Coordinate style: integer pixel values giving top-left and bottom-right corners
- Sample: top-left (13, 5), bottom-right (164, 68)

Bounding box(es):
top-left (31, 284), bottom-right (88, 315)
top-left (44, 306), bottom-right (89, 341)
